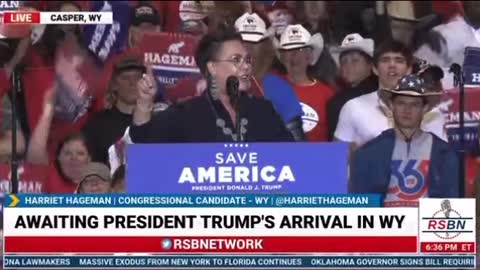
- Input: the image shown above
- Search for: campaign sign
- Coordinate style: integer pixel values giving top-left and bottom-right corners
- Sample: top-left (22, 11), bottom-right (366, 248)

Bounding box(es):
top-left (137, 32), bottom-right (200, 102)
top-left (441, 47), bottom-right (480, 155)
top-left (82, 1), bottom-right (130, 62)
top-left (443, 88), bottom-right (480, 155)
top-left (0, 163), bottom-right (49, 194)
top-left (464, 47), bottom-right (480, 87)
top-left (127, 143), bottom-right (348, 194)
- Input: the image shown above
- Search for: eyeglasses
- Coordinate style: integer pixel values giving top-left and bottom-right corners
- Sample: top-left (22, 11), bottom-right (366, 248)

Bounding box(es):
top-left (213, 55), bottom-right (253, 67)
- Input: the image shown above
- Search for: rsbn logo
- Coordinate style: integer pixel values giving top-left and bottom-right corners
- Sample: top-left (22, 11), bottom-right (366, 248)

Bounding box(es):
top-left (422, 200), bottom-right (473, 240)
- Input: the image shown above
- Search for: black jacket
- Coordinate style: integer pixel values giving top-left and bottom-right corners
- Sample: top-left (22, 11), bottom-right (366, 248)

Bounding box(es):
top-left (326, 75), bottom-right (378, 140)
top-left (83, 107), bottom-right (132, 164)
top-left (130, 93), bottom-right (294, 143)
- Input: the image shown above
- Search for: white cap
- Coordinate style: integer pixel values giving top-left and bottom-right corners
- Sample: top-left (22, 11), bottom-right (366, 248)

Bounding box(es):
top-left (278, 24), bottom-right (324, 65)
top-left (338, 33), bottom-right (374, 58)
top-left (179, 1), bottom-right (215, 21)
top-left (234, 13), bottom-right (269, 43)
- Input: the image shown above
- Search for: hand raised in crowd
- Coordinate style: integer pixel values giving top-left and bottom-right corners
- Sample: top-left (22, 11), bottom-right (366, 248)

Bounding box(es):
top-left (137, 64), bottom-right (156, 107)
top-left (133, 64), bottom-right (156, 125)
top-left (42, 84), bottom-right (57, 116)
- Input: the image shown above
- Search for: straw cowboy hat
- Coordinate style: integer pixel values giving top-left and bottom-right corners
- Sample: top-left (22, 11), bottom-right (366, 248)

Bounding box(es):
top-left (386, 1), bottom-right (439, 29)
top-left (276, 24), bottom-right (324, 65)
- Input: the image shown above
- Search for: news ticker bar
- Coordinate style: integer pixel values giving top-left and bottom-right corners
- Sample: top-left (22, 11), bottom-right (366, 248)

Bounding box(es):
top-left (1, 12), bottom-right (112, 24)
top-left (3, 255), bottom-right (476, 269)
top-left (4, 194), bottom-right (381, 207)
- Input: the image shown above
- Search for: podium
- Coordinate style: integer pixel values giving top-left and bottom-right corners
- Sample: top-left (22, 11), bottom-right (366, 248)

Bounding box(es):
top-left (126, 143), bottom-right (349, 194)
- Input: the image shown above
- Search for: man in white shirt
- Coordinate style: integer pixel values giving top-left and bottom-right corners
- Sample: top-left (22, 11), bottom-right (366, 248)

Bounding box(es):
top-left (414, 1), bottom-right (480, 68)
top-left (335, 40), bottom-right (447, 155)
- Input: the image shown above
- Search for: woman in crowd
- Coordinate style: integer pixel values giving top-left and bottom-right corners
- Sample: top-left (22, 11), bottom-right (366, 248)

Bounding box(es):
top-left (129, 26), bottom-right (293, 143)
top-left (26, 87), bottom-right (93, 193)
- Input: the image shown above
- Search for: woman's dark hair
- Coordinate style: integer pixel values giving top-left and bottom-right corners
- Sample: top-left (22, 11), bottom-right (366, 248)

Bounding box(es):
top-left (373, 39), bottom-right (414, 67)
top-left (54, 132), bottom-right (92, 183)
top-left (194, 26), bottom-right (243, 76)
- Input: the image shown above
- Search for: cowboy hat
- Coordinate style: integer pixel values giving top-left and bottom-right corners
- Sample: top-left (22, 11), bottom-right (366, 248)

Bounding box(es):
top-left (382, 74), bottom-right (441, 109)
top-left (234, 12), bottom-right (272, 43)
top-left (276, 24), bottom-right (323, 65)
top-left (338, 33), bottom-right (374, 58)
top-left (386, 1), bottom-right (440, 30)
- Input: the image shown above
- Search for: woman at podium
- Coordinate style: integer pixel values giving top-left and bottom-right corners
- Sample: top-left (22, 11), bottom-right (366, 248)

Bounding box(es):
top-left (129, 27), bottom-right (293, 143)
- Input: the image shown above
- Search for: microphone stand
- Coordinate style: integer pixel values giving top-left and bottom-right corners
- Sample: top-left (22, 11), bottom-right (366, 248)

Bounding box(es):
top-left (449, 63), bottom-right (465, 198)
top-left (10, 65), bottom-right (22, 194)
top-left (226, 76), bottom-right (242, 142)
top-left (234, 95), bottom-right (242, 142)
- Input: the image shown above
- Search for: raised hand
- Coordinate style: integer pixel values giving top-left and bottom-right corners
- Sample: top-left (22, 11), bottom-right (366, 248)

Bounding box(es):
top-left (133, 64), bottom-right (156, 125)
top-left (42, 84), bottom-right (57, 116)
top-left (136, 64), bottom-right (156, 111)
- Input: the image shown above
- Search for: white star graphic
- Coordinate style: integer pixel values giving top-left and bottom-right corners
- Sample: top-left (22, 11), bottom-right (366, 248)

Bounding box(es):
top-left (408, 81), bottom-right (415, 87)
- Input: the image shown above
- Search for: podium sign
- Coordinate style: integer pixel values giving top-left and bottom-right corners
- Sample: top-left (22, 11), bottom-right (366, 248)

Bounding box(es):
top-left (127, 143), bottom-right (348, 194)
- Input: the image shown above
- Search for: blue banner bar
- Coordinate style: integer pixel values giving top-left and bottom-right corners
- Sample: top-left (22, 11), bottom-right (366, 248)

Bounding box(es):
top-left (3, 255), bottom-right (476, 268)
top-left (127, 143), bottom-right (348, 194)
top-left (4, 194), bottom-right (381, 208)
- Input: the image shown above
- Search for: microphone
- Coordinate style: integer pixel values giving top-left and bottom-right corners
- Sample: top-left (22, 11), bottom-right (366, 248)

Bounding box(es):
top-left (226, 76), bottom-right (240, 106)
top-left (449, 63), bottom-right (461, 74)
top-left (441, 199), bottom-right (452, 218)
top-left (449, 63), bottom-right (462, 87)
top-left (448, 62), bottom-right (466, 198)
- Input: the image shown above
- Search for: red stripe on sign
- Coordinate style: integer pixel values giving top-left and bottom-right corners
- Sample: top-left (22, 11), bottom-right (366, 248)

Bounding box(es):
top-left (5, 236), bottom-right (417, 253)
